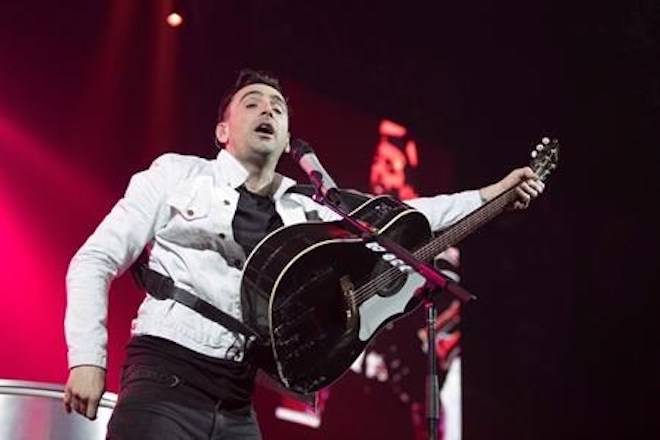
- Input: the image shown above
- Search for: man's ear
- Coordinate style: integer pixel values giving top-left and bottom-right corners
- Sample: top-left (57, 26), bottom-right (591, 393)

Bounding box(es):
top-left (215, 122), bottom-right (229, 145)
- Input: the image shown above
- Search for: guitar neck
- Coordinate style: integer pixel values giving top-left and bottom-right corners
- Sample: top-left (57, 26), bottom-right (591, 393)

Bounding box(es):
top-left (414, 187), bottom-right (518, 261)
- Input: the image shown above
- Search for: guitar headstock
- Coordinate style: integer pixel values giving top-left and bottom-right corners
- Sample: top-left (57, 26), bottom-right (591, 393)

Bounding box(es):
top-left (529, 137), bottom-right (560, 182)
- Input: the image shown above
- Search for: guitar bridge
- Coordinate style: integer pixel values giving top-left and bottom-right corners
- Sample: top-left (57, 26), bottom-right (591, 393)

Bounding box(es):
top-left (340, 275), bottom-right (358, 332)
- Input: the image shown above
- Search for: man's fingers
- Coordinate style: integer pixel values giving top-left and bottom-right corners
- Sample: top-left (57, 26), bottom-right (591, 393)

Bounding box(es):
top-left (85, 398), bottom-right (100, 420)
top-left (71, 393), bottom-right (101, 420)
top-left (63, 388), bottom-right (72, 413)
top-left (522, 167), bottom-right (537, 179)
top-left (516, 187), bottom-right (531, 203)
top-left (519, 182), bottom-right (538, 198)
top-left (516, 167), bottom-right (537, 182)
top-left (528, 179), bottom-right (545, 193)
top-left (67, 391), bottom-right (89, 419)
top-left (513, 185), bottom-right (530, 209)
top-left (77, 396), bottom-right (87, 418)
top-left (509, 173), bottom-right (546, 210)
top-left (72, 396), bottom-right (82, 417)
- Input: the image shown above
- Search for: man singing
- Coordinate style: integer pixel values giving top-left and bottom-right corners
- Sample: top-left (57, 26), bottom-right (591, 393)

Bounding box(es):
top-left (63, 69), bottom-right (543, 439)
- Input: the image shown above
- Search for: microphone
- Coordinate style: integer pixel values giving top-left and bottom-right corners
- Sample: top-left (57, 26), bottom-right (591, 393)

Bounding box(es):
top-left (433, 246), bottom-right (461, 283)
top-left (289, 138), bottom-right (341, 204)
top-left (429, 246), bottom-right (466, 307)
top-left (434, 257), bottom-right (461, 283)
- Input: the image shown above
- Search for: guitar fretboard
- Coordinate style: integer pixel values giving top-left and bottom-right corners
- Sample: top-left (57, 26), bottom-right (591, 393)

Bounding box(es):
top-left (414, 187), bottom-right (518, 261)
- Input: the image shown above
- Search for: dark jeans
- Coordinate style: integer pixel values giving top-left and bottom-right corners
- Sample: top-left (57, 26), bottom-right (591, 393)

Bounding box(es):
top-left (106, 364), bottom-right (261, 439)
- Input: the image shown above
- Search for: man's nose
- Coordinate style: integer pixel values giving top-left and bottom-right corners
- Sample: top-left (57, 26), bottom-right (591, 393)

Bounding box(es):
top-left (260, 101), bottom-right (274, 116)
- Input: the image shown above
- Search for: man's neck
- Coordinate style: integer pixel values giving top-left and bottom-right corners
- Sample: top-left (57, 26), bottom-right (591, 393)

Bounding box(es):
top-left (236, 156), bottom-right (279, 196)
top-left (244, 171), bottom-right (280, 196)
top-left (224, 146), bottom-right (282, 196)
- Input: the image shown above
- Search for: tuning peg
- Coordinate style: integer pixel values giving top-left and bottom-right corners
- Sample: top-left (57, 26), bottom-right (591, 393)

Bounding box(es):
top-left (542, 137), bottom-right (550, 145)
top-left (531, 150), bottom-right (538, 158)
top-left (536, 144), bottom-right (544, 151)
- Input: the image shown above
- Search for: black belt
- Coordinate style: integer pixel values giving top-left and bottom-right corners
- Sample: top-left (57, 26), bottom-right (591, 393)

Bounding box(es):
top-left (132, 265), bottom-right (262, 349)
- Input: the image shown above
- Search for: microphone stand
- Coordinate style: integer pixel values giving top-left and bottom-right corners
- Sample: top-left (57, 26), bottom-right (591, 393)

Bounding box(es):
top-left (425, 297), bottom-right (440, 440)
top-left (310, 184), bottom-right (474, 440)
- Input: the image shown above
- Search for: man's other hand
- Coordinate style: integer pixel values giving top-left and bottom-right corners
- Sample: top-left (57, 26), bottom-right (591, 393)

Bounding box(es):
top-left (63, 365), bottom-right (106, 420)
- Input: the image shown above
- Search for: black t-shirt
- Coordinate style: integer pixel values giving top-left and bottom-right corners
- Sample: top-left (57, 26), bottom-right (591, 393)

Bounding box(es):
top-left (232, 184), bottom-right (284, 257)
top-left (125, 185), bottom-right (284, 409)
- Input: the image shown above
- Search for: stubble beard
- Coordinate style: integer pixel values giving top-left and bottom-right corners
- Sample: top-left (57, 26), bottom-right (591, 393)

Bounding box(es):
top-left (246, 135), bottom-right (285, 167)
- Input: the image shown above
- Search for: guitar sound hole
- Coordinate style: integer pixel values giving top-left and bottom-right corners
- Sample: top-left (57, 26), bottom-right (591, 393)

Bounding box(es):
top-left (370, 261), bottom-right (407, 298)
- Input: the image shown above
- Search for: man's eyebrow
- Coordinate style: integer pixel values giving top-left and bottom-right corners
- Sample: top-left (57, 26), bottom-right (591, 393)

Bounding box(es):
top-left (238, 90), bottom-right (263, 103)
top-left (270, 95), bottom-right (286, 106)
top-left (238, 90), bottom-right (286, 107)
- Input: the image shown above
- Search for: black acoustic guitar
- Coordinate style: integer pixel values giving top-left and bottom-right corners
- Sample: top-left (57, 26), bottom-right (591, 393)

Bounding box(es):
top-left (241, 138), bottom-right (559, 394)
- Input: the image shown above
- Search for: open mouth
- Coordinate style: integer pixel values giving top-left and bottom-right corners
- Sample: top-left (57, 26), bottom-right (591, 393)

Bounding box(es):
top-left (254, 122), bottom-right (275, 136)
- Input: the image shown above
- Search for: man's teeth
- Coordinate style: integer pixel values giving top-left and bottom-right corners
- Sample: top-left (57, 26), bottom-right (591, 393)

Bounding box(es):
top-left (256, 124), bottom-right (274, 134)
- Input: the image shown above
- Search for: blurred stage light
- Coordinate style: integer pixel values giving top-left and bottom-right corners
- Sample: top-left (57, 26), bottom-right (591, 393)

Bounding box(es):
top-left (166, 12), bottom-right (183, 27)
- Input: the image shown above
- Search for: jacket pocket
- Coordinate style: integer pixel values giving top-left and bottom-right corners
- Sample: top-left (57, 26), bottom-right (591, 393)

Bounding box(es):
top-left (166, 176), bottom-right (213, 221)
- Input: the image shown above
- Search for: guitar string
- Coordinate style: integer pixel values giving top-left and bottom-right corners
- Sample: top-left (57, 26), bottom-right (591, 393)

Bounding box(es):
top-left (350, 156), bottom-right (554, 304)
top-left (352, 219), bottom-right (489, 304)
top-left (350, 190), bottom-right (514, 305)
top-left (347, 153), bottom-right (554, 304)
top-left (351, 210), bottom-right (490, 305)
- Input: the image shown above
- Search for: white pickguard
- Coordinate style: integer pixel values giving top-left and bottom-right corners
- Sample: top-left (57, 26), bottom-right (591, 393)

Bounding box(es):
top-left (357, 271), bottom-right (426, 341)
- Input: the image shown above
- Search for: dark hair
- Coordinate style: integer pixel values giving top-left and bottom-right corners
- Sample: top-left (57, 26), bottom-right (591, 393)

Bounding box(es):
top-left (216, 68), bottom-right (288, 122)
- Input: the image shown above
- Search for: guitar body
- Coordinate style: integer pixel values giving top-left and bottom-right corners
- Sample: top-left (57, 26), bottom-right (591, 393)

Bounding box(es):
top-left (241, 196), bottom-right (432, 394)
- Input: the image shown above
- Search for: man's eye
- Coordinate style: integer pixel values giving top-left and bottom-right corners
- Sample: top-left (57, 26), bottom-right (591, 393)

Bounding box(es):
top-left (246, 103), bottom-right (257, 108)
top-left (273, 107), bottom-right (283, 114)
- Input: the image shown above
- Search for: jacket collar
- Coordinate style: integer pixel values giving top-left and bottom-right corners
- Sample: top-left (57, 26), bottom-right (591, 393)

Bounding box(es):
top-left (214, 149), bottom-right (297, 200)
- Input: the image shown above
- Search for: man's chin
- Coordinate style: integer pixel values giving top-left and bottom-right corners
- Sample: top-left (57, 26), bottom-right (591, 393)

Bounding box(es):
top-left (251, 137), bottom-right (285, 155)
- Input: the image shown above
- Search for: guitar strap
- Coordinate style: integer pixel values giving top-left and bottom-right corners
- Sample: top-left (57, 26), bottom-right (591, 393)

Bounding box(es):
top-left (284, 184), bottom-right (370, 214)
top-left (131, 264), bottom-right (262, 349)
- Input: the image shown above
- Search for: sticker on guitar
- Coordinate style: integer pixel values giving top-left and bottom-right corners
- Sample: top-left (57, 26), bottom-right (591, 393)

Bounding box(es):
top-left (365, 241), bottom-right (414, 273)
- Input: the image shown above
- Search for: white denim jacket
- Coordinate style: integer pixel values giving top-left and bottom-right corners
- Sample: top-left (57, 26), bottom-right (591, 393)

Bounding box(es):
top-left (65, 149), bottom-right (482, 369)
